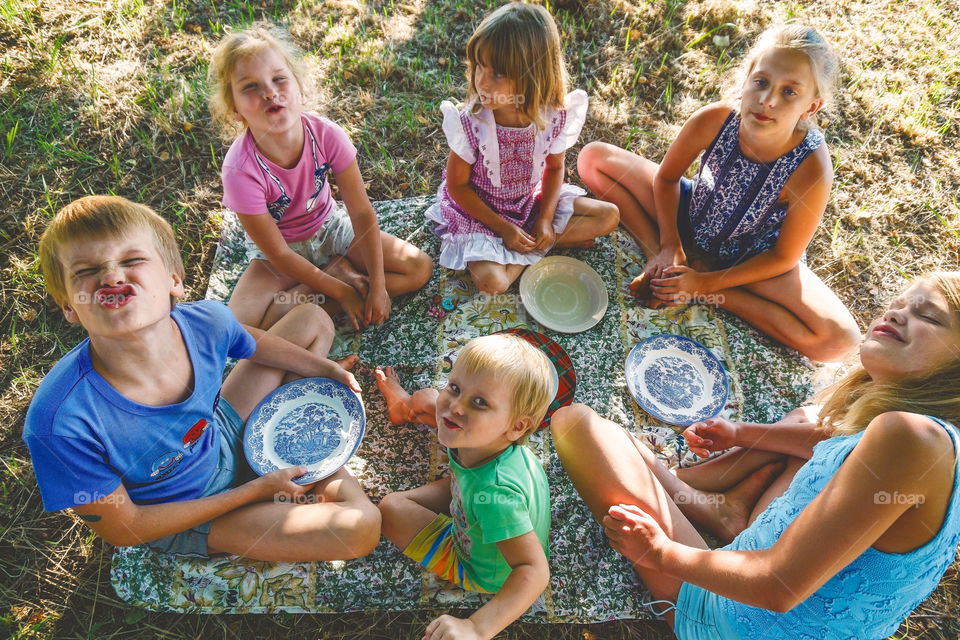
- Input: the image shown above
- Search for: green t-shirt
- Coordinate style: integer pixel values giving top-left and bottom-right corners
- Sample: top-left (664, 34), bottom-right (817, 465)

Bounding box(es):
top-left (448, 443), bottom-right (550, 592)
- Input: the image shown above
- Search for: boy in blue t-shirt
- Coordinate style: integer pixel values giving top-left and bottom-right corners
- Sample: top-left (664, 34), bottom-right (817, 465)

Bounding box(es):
top-left (377, 334), bottom-right (553, 640)
top-left (22, 195), bottom-right (380, 561)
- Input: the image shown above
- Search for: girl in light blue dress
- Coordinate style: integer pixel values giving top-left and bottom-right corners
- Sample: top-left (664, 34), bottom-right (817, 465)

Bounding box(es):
top-left (552, 271), bottom-right (960, 640)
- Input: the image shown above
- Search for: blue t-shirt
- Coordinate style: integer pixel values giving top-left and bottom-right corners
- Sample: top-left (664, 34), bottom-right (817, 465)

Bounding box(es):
top-left (23, 300), bottom-right (257, 511)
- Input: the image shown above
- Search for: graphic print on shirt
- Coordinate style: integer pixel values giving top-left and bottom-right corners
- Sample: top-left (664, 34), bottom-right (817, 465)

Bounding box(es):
top-left (149, 450), bottom-right (185, 479)
top-left (257, 123), bottom-right (329, 221)
top-left (449, 474), bottom-right (473, 558)
top-left (181, 418), bottom-right (209, 453)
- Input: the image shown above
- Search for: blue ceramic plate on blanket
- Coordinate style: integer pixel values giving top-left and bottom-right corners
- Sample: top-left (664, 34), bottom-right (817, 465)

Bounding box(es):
top-left (244, 377), bottom-right (366, 485)
top-left (625, 335), bottom-right (728, 426)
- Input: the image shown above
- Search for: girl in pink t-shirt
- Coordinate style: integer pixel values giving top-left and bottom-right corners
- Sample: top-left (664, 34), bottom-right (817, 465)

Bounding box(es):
top-left (210, 27), bottom-right (432, 330)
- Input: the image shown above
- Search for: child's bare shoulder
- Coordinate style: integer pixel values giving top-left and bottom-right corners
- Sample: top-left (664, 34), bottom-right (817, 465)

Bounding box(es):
top-left (688, 101), bottom-right (734, 127)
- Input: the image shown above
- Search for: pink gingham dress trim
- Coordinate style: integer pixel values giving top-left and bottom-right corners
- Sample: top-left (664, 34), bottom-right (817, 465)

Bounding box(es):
top-left (426, 91), bottom-right (588, 269)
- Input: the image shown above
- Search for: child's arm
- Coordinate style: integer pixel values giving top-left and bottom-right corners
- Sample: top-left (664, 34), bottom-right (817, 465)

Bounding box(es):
top-left (242, 323), bottom-right (361, 391)
top-left (645, 104), bottom-right (732, 277)
top-left (424, 531), bottom-right (549, 640)
top-left (444, 151), bottom-right (537, 253)
top-left (652, 140), bottom-right (832, 300)
top-left (239, 212), bottom-right (365, 330)
top-left (334, 159), bottom-right (390, 326)
top-left (70, 465), bottom-right (309, 546)
top-left (531, 152), bottom-right (564, 251)
top-left (682, 407), bottom-right (829, 460)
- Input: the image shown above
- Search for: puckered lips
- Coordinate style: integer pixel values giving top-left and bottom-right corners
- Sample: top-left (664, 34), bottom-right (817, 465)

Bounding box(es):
top-left (871, 322), bottom-right (904, 342)
top-left (441, 416), bottom-right (462, 431)
top-left (95, 284), bottom-right (135, 309)
top-left (265, 103), bottom-right (284, 114)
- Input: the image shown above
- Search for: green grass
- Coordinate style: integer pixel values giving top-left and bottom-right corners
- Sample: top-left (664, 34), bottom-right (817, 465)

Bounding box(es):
top-left (1, 0), bottom-right (959, 638)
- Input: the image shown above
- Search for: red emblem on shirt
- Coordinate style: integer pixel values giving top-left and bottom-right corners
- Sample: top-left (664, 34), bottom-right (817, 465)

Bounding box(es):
top-left (182, 419), bottom-right (209, 450)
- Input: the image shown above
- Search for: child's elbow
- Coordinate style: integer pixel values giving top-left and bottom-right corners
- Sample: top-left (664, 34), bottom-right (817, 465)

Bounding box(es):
top-left (761, 576), bottom-right (805, 613)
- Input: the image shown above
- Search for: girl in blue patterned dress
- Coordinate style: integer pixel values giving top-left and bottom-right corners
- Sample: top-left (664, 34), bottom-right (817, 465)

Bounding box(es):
top-left (579, 25), bottom-right (859, 362)
top-left (552, 272), bottom-right (960, 640)
top-left (425, 2), bottom-right (618, 295)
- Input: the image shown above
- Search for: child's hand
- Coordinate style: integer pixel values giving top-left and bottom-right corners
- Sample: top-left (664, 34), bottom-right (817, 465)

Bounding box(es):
top-left (603, 504), bottom-right (672, 571)
top-left (363, 284), bottom-right (391, 326)
top-left (423, 615), bottom-right (482, 640)
top-left (501, 224), bottom-right (537, 253)
top-left (338, 287), bottom-right (366, 331)
top-left (651, 265), bottom-right (706, 305)
top-left (249, 466), bottom-right (313, 502)
top-left (325, 361), bottom-right (361, 393)
top-left (531, 219), bottom-right (555, 252)
top-left (644, 245), bottom-right (687, 280)
top-left (682, 417), bottom-right (739, 457)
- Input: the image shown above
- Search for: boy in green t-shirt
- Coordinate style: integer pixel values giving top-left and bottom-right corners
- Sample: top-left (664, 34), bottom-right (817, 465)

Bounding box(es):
top-left (378, 334), bottom-right (553, 640)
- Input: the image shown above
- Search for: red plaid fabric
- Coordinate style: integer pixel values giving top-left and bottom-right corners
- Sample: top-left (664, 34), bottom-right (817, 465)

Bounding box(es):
top-left (503, 328), bottom-right (577, 429)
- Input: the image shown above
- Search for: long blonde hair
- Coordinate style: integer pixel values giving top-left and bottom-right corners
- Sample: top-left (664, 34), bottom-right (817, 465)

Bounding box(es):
top-left (818, 272), bottom-right (960, 435)
top-left (465, 2), bottom-right (567, 130)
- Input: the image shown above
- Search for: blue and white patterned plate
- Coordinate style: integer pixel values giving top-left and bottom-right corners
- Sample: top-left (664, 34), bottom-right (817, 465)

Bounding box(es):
top-left (243, 377), bottom-right (366, 484)
top-left (625, 335), bottom-right (728, 426)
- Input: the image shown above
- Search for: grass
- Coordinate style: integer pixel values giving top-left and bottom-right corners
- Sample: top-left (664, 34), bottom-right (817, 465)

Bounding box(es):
top-left (1, 0), bottom-right (959, 638)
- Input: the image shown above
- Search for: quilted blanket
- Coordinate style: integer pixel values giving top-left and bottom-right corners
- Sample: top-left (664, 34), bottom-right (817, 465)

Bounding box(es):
top-left (111, 196), bottom-right (823, 620)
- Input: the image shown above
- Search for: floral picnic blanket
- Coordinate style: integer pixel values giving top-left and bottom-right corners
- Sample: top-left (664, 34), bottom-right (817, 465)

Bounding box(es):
top-left (110, 196), bottom-right (823, 620)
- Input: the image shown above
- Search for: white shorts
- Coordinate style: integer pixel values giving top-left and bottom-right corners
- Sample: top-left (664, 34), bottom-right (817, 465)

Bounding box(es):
top-left (243, 204), bottom-right (355, 268)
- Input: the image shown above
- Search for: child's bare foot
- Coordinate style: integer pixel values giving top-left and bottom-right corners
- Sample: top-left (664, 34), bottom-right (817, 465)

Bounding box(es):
top-left (679, 461), bottom-right (784, 544)
top-left (337, 354), bottom-right (359, 370)
top-left (629, 271), bottom-right (652, 299)
top-left (325, 257), bottom-right (370, 298)
top-left (375, 366), bottom-right (416, 425)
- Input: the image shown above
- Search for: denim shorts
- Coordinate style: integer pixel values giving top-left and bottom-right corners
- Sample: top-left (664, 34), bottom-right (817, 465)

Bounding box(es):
top-left (142, 398), bottom-right (255, 557)
top-left (673, 581), bottom-right (741, 640)
top-left (674, 177), bottom-right (716, 270)
top-left (243, 203), bottom-right (355, 268)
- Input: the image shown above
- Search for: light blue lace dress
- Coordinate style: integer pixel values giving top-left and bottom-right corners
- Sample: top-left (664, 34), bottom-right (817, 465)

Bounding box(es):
top-left (675, 415), bottom-right (960, 640)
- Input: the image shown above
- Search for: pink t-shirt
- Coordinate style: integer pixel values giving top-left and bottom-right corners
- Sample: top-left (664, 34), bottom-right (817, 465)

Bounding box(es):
top-left (221, 113), bottom-right (357, 243)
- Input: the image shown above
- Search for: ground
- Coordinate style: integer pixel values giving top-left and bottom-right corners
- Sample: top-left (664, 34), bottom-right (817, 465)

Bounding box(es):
top-left (1, 0), bottom-right (958, 638)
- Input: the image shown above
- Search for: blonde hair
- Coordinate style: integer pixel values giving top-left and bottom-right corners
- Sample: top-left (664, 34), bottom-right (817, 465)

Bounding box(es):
top-left (456, 333), bottom-right (554, 441)
top-left (39, 195), bottom-right (185, 307)
top-left (818, 272), bottom-right (960, 436)
top-left (727, 24), bottom-right (838, 129)
top-left (208, 25), bottom-right (309, 141)
top-left (465, 2), bottom-right (567, 130)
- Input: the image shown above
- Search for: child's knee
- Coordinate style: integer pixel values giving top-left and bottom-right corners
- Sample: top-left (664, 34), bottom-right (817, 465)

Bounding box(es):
top-left (286, 302), bottom-right (335, 336)
top-left (376, 491), bottom-right (406, 523)
top-left (337, 499), bottom-right (382, 558)
top-left (414, 250), bottom-right (434, 287)
top-left (813, 321), bottom-right (861, 363)
top-left (577, 141), bottom-right (606, 174)
top-left (550, 403), bottom-right (593, 441)
top-left (597, 200), bottom-right (620, 232)
top-left (473, 271), bottom-right (510, 296)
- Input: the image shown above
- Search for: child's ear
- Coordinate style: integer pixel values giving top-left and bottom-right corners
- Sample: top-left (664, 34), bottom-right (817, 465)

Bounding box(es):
top-left (507, 416), bottom-right (533, 442)
top-left (61, 301), bottom-right (80, 324)
top-left (801, 96), bottom-right (824, 121)
top-left (170, 271), bottom-right (185, 299)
